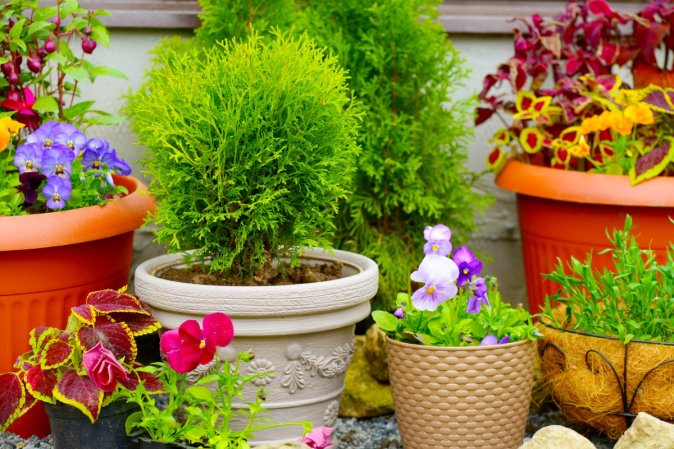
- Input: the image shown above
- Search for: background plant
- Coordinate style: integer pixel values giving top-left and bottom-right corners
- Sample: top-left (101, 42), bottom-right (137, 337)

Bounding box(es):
top-left (479, 0), bottom-right (674, 181)
top-left (0, 0), bottom-right (125, 132)
top-left (373, 224), bottom-right (537, 346)
top-left (304, 0), bottom-right (489, 309)
top-left (541, 215), bottom-right (674, 343)
top-left (0, 289), bottom-right (161, 430)
top-left (126, 32), bottom-right (360, 279)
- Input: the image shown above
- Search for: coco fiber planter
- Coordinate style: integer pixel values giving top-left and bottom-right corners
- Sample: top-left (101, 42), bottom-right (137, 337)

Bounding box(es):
top-left (539, 324), bottom-right (674, 439)
top-left (385, 337), bottom-right (536, 449)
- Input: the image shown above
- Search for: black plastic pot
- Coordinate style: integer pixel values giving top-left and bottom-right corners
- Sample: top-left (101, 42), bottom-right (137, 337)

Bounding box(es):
top-left (135, 437), bottom-right (197, 449)
top-left (45, 401), bottom-right (138, 449)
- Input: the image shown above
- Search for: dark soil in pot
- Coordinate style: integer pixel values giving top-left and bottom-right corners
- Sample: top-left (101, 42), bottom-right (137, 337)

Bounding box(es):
top-left (159, 260), bottom-right (342, 286)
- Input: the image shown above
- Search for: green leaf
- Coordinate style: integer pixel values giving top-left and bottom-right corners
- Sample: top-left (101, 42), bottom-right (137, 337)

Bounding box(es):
top-left (32, 96), bottom-right (60, 114)
top-left (91, 25), bottom-right (110, 47)
top-left (8, 18), bottom-right (25, 40)
top-left (25, 21), bottom-right (53, 38)
top-left (64, 101), bottom-right (95, 120)
top-left (84, 113), bottom-right (123, 126)
top-left (63, 66), bottom-right (90, 84)
top-left (90, 65), bottom-right (127, 80)
top-left (371, 310), bottom-right (398, 332)
top-left (59, 0), bottom-right (79, 18)
top-left (44, 52), bottom-right (68, 66)
top-left (185, 385), bottom-right (214, 402)
top-left (34, 7), bottom-right (59, 23)
top-left (59, 40), bottom-right (75, 61)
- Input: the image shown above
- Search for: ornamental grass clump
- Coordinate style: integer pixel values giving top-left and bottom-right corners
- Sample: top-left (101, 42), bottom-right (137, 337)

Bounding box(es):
top-left (126, 32), bottom-right (360, 280)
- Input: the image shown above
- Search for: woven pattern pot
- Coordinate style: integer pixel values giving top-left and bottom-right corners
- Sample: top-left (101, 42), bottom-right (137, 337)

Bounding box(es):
top-left (386, 337), bottom-right (536, 449)
top-left (539, 325), bottom-right (674, 439)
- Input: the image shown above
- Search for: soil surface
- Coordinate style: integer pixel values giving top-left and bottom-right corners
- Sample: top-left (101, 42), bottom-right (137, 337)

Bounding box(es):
top-left (159, 261), bottom-right (342, 286)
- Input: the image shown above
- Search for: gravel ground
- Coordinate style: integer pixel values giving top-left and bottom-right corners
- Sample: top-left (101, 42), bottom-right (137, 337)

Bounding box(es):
top-left (0, 406), bottom-right (615, 449)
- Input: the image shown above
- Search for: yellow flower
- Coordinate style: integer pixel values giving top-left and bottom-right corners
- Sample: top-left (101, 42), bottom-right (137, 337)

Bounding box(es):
top-left (614, 89), bottom-right (641, 106)
top-left (568, 135), bottom-right (591, 158)
top-left (0, 117), bottom-right (24, 152)
top-left (624, 102), bottom-right (654, 126)
top-left (609, 112), bottom-right (633, 136)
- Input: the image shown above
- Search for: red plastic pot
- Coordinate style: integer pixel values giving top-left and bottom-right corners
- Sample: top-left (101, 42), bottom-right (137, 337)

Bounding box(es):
top-left (0, 175), bottom-right (153, 437)
top-left (496, 160), bottom-right (674, 314)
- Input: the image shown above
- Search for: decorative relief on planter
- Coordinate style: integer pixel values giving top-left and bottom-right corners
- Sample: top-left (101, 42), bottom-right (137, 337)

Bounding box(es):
top-left (324, 400), bottom-right (339, 427)
top-left (246, 358), bottom-right (277, 386)
top-left (280, 341), bottom-right (355, 394)
top-left (187, 360), bottom-right (215, 384)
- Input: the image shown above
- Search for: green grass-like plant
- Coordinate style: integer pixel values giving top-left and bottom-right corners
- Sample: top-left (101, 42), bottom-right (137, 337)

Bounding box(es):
top-left (126, 32), bottom-right (361, 278)
top-left (541, 216), bottom-right (674, 343)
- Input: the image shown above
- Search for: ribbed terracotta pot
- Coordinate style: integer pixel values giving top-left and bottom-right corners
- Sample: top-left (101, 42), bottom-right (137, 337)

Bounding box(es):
top-left (0, 175), bottom-right (153, 438)
top-left (496, 159), bottom-right (674, 313)
top-left (135, 248), bottom-right (379, 447)
top-left (386, 337), bottom-right (536, 449)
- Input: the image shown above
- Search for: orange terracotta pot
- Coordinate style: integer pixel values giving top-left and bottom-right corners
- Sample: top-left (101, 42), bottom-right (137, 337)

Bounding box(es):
top-left (496, 160), bottom-right (674, 314)
top-left (0, 175), bottom-right (153, 437)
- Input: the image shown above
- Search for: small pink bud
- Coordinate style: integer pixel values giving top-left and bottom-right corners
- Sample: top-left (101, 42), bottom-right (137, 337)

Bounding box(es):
top-left (83, 26), bottom-right (92, 35)
top-left (0, 62), bottom-right (13, 77)
top-left (27, 55), bottom-right (42, 74)
top-left (52, 16), bottom-right (61, 27)
top-left (81, 37), bottom-right (97, 54)
top-left (7, 72), bottom-right (19, 85)
top-left (44, 37), bottom-right (56, 53)
top-left (37, 48), bottom-right (46, 59)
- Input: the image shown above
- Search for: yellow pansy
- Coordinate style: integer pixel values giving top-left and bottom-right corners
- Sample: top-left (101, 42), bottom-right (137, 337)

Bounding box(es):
top-left (568, 135), bottom-right (591, 158)
top-left (0, 117), bottom-right (24, 152)
top-left (609, 112), bottom-right (633, 136)
top-left (624, 102), bottom-right (654, 126)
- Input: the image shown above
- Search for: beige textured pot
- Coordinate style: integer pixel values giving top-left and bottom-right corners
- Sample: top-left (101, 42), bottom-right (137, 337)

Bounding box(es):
top-left (386, 337), bottom-right (536, 449)
top-left (135, 248), bottom-right (378, 446)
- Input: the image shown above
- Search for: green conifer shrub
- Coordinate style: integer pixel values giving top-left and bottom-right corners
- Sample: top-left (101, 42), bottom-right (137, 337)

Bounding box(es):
top-left (304, 0), bottom-right (491, 307)
top-left (126, 32), bottom-right (361, 279)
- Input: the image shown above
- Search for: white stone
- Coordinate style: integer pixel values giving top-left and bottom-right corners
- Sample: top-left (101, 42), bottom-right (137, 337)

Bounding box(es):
top-left (517, 425), bottom-right (596, 449)
top-left (614, 412), bottom-right (674, 449)
top-left (254, 444), bottom-right (311, 449)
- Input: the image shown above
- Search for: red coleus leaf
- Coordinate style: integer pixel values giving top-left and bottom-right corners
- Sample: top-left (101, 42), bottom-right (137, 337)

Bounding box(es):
top-left (475, 107), bottom-right (495, 126)
top-left (643, 87), bottom-right (674, 113)
top-left (588, 0), bottom-right (627, 24)
top-left (634, 22), bottom-right (670, 66)
top-left (598, 42), bottom-right (619, 65)
top-left (106, 312), bottom-right (160, 337)
top-left (0, 373), bottom-right (25, 431)
top-left (119, 369), bottom-right (164, 394)
top-left (566, 57), bottom-right (582, 76)
top-left (25, 365), bottom-right (57, 403)
top-left (77, 315), bottom-right (137, 365)
top-left (630, 140), bottom-right (674, 184)
top-left (41, 339), bottom-right (73, 370)
top-left (71, 304), bottom-right (96, 325)
top-left (87, 289), bottom-right (149, 316)
top-left (54, 370), bottom-right (103, 423)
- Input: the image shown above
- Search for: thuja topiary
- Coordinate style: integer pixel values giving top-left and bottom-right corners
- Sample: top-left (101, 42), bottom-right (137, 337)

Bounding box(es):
top-left (304, 0), bottom-right (491, 308)
top-left (126, 32), bottom-right (361, 279)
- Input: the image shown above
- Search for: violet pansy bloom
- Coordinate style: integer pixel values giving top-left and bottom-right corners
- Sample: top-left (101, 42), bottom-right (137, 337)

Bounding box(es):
top-left (42, 176), bottom-right (72, 209)
top-left (393, 307), bottom-right (404, 319)
top-left (423, 224), bottom-right (452, 256)
top-left (480, 334), bottom-right (510, 346)
top-left (14, 142), bottom-right (43, 173)
top-left (18, 172), bottom-right (47, 204)
top-left (410, 254), bottom-right (459, 311)
top-left (453, 246), bottom-right (483, 286)
top-left (466, 276), bottom-right (490, 314)
top-left (160, 312), bottom-right (234, 374)
top-left (42, 145), bottom-right (75, 178)
top-left (26, 120), bottom-right (60, 148)
top-left (54, 123), bottom-right (87, 155)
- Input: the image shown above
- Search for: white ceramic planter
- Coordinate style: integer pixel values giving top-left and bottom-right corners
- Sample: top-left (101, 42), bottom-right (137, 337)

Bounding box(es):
top-left (135, 248), bottom-right (378, 446)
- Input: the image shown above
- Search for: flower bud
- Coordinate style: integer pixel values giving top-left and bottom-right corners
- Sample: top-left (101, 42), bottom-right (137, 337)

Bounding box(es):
top-left (37, 48), bottom-right (46, 59)
top-left (27, 55), bottom-right (42, 74)
top-left (7, 72), bottom-right (19, 85)
top-left (81, 37), bottom-right (97, 54)
top-left (44, 37), bottom-right (56, 53)
top-left (0, 62), bottom-right (13, 77)
top-left (84, 26), bottom-right (92, 35)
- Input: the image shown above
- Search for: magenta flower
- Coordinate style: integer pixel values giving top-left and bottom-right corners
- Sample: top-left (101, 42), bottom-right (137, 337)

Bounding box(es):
top-left (466, 277), bottom-right (490, 314)
top-left (42, 176), bottom-right (72, 210)
top-left (14, 143), bottom-right (43, 173)
top-left (83, 342), bottom-right (129, 393)
top-left (410, 254), bottom-right (459, 311)
top-left (423, 224), bottom-right (452, 256)
top-left (480, 335), bottom-right (510, 346)
top-left (1, 87), bottom-right (40, 130)
top-left (299, 426), bottom-right (334, 449)
top-left (453, 246), bottom-right (483, 286)
top-left (160, 312), bottom-right (234, 374)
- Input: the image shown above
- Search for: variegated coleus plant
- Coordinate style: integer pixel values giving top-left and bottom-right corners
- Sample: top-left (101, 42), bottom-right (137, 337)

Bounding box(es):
top-left (0, 288), bottom-right (162, 429)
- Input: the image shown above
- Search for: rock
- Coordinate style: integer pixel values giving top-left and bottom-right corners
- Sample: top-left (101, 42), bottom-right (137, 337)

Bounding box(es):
top-left (254, 444), bottom-right (311, 449)
top-left (614, 412), bottom-right (674, 449)
top-left (339, 336), bottom-right (394, 418)
top-left (363, 324), bottom-right (389, 382)
top-left (518, 425), bottom-right (596, 449)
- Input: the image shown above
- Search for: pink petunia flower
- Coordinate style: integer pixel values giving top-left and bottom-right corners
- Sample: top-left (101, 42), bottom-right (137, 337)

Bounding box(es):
top-left (299, 426), bottom-right (334, 449)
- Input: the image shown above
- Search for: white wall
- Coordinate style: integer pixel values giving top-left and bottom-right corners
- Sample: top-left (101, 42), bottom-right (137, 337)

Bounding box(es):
top-left (81, 29), bottom-right (527, 306)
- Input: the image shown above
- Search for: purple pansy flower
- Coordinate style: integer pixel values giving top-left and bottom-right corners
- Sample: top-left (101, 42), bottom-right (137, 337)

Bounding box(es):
top-left (423, 224), bottom-right (452, 256)
top-left (393, 307), bottom-right (404, 319)
top-left (42, 145), bottom-right (75, 178)
top-left (26, 121), bottom-right (60, 148)
top-left (18, 172), bottom-right (47, 204)
top-left (453, 246), bottom-right (483, 286)
top-left (466, 277), bottom-right (490, 314)
top-left (54, 123), bottom-right (87, 155)
top-left (42, 176), bottom-right (72, 210)
top-left (479, 334), bottom-right (510, 346)
top-left (410, 254), bottom-right (459, 311)
top-left (106, 149), bottom-right (132, 176)
top-left (14, 143), bottom-right (43, 173)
